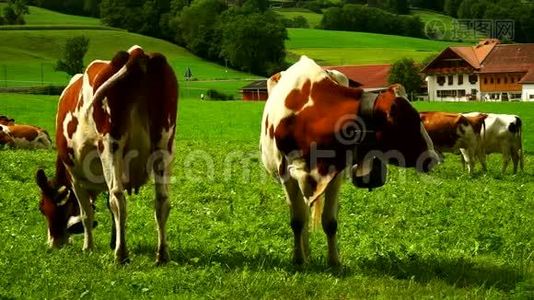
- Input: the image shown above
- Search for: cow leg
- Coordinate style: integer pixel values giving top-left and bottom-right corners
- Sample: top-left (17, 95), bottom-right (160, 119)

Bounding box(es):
top-left (511, 147), bottom-right (520, 174)
top-left (100, 139), bottom-right (129, 263)
top-left (460, 148), bottom-right (475, 174)
top-left (106, 195), bottom-right (116, 250)
top-left (72, 182), bottom-right (94, 251)
top-left (477, 149), bottom-right (487, 172)
top-left (153, 151), bottom-right (172, 264)
top-left (322, 174), bottom-right (342, 267)
top-left (283, 178), bottom-right (309, 265)
top-left (501, 150), bottom-right (511, 174)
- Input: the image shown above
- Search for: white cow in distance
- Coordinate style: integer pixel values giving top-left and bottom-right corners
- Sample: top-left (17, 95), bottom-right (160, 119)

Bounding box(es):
top-left (463, 112), bottom-right (524, 174)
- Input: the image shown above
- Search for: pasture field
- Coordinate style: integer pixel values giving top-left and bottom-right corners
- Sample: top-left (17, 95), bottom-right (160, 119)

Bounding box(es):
top-left (0, 93), bottom-right (533, 298)
top-left (274, 8), bottom-right (323, 28)
top-left (0, 4), bottom-right (101, 26)
top-left (286, 28), bottom-right (465, 65)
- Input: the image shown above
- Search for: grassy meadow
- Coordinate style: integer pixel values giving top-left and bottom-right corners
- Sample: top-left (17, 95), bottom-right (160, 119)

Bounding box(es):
top-left (1, 93), bottom-right (533, 298)
top-left (286, 28), bottom-right (465, 65)
top-left (0, 5), bottom-right (256, 99)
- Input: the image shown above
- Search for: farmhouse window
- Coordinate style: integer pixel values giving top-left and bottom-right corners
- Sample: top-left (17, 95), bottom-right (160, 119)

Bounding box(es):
top-left (458, 74), bottom-right (464, 85)
top-left (437, 76), bottom-right (445, 86)
top-left (468, 75), bottom-right (477, 84)
top-left (490, 78), bottom-right (494, 84)
top-left (504, 77), bottom-right (508, 84)
top-left (448, 75), bottom-right (454, 85)
top-left (437, 90), bottom-right (457, 97)
top-left (471, 89), bottom-right (478, 95)
top-left (497, 78), bottom-right (501, 84)
top-left (484, 78), bottom-right (488, 84)
top-left (510, 93), bottom-right (522, 100)
top-left (511, 77), bottom-right (515, 83)
top-left (457, 90), bottom-right (466, 97)
top-left (530, 95), bottom-right (534, 99)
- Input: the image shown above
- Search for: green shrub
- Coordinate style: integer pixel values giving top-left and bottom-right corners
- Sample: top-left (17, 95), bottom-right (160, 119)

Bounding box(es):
top-left (206, 89), bottom-right (234, 101)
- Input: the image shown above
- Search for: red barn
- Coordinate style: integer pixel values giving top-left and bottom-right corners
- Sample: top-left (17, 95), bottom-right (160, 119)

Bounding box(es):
top-left (240, 80), bottom-right (268, 101)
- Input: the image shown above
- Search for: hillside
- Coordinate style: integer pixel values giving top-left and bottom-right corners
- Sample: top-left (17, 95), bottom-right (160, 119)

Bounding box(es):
top-left (286, 28), bottom-right (464, 65)
top-left (0, 5), bottom-right (467, 96)
top-left (0, 5), bottom-right (257, 98)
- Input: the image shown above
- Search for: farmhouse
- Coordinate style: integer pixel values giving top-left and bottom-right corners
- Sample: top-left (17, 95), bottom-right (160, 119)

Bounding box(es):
top-left (423, 39), bottom-right (534, 101)
top-left (239, 64), bottom-right (391, 101)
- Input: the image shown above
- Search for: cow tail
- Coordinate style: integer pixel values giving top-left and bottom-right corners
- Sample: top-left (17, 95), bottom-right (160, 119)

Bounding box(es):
top-left (310, 196), bottom-right (323, 231)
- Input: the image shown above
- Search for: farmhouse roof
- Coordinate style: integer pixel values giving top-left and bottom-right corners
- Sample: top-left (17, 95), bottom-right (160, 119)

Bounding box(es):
top-left (324, 64), bottom-right (391, 90)
top-left (240, 79), bottom-right (267, 91)
top-left (479, 43), bottom-right (534, 74)
top-left (422, 39), bottom-right (500, 73)
top-left (519, 69), bottom-right (534, 84)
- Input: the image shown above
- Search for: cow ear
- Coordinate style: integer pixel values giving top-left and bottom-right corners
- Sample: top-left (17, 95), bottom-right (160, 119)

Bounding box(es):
top-left (36, 169), bottom-right (49, 191)
top-left (288, 164), bottom-right (339, 206)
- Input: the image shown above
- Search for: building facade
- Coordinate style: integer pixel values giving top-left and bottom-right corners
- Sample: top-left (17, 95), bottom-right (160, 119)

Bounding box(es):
top-left (423, 39), bottom-right (534, 101)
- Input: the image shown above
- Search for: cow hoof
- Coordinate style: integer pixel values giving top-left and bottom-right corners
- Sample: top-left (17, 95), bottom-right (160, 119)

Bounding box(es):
top-left (115, 248), bottom-right (129, 264)
top-left (116, 255), bottom-right (130, 265)
top-left (328, 258), bottom-right (341, 269)
top-left (156, 249), bottom-right (170, 265)
top-left (292, 255), bottom-right (307, 266)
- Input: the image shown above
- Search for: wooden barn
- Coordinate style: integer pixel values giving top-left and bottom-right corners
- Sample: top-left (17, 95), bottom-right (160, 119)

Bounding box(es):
top-left (240, 80), bottom-right (268, 101)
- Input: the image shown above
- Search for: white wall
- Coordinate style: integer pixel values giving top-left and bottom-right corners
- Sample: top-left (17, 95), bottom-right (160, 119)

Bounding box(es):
top-left (426, 74), bottom-right (480, 101)
top-left (522, 84), bottom-right (534, 101)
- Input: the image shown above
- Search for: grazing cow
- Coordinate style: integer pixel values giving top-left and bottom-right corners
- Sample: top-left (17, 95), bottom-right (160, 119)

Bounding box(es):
top-left (463, 112), bottom-right (524, 174)
top-left (260, 56), bottom-right (439, 266)
top-left (0, 115), bottom-right (15, 125)
top-left (35, 46), bottom-right (178, 264)
top-left (419, 112), bottom-right (487, 174)
top-left (0, 124), bottom-right (52, 149)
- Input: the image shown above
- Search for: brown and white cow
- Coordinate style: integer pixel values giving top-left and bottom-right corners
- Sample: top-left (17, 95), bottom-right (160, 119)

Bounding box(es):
top-left (0, 124), bottom-right (52, 149)
top-left (419, 112), bottom-right (487, 174)
top-left (0, 115), bottom-right (15, 125)
top-left (463, 112), bottom-right (524, 174)
top-left (35, 46), bottom-right (178, 264)
top-left (260, 56), bottom-right (439, 266)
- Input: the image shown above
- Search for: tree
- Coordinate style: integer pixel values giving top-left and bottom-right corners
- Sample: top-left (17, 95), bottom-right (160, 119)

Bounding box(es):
top-left (55, 36), bottom-right (90, 76)
top-left (219, 11), bottom-right (287, 75)
top-left (388, 0), bottom-right (410, 14)
top-left (388, 58), bottom-right (424, 100)
top-left (175, 0), bottom-right (228, 59)
top-left (3, 0), bottom-right (29, 25)
top-left (444, 0), bottom-right (463, 17)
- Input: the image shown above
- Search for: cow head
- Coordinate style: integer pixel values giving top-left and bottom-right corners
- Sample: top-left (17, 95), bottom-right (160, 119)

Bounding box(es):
top-left (35, 169), bottom-right (95, 248)
top-left (0, 126), bottom-right (14, 147)
top-left (366, 85), bottom-right (439, 172)
top-left (0, 116), bottom-right (15, 126)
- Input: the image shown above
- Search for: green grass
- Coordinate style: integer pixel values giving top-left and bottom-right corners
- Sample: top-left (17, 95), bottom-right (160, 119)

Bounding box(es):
top-left (412, 9), bottom-right (479, 42)
top-left (0, 5), bottom-right (257, 95)
top-left (274, 8), bottom-right (323, 28)
top-left (0, 4), bottom-right (101, 26)
top-left (286, 28), bottom-right (466, 65)
top-left (0, 93), bottom-right (533, 298)
top-left (0, 30), bottom-right (255, 87)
